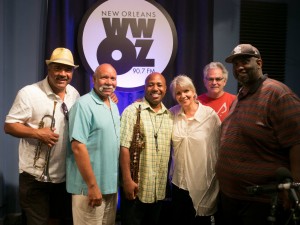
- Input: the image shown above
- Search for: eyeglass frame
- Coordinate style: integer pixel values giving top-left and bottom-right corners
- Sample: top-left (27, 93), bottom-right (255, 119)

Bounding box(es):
top-left (205, 77), bottom-right (225, 82)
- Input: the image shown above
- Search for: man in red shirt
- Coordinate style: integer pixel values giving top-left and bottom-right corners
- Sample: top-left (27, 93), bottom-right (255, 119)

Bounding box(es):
top-left (198, 62), bottom-right (236, 122)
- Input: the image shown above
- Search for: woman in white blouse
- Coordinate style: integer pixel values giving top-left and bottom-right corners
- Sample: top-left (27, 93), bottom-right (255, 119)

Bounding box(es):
top-left (169, 75), bottom-right (221, 225)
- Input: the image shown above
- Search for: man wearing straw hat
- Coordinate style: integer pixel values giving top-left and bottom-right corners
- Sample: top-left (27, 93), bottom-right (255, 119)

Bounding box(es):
top-left (4, 47), bottom-right (79, 225)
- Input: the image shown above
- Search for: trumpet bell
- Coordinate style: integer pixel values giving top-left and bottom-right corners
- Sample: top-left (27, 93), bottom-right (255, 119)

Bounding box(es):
top-left (35, 149), bottom-right (52, 182)
top-left (37, 173), bottom-right (52, 182)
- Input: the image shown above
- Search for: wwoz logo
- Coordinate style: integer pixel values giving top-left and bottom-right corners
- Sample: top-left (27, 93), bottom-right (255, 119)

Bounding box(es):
top-left (97, 17), bottom-right (155, 74)
top-left (78, 0), bottom-right (177, 91)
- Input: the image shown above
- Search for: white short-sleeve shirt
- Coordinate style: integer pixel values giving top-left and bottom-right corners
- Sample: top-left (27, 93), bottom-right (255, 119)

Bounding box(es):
top-left (5, 77), bottom-right (80, 183)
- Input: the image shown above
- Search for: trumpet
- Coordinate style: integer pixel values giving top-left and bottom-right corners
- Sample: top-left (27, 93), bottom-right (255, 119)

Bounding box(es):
top-left (33, 101), bottom-right (57, 182)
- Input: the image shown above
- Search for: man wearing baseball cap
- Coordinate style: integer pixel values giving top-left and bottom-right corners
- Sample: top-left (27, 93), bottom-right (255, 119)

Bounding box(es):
top-left (4, 47), bottom-right (80, 225)
top-left (216, 44), bottom-right (300, 225)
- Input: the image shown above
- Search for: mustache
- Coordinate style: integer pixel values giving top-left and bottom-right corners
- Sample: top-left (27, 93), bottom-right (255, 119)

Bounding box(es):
top-left (99, 85), bottom-right (116, 92)
top-left (55, 75), bottom-right (69, 81)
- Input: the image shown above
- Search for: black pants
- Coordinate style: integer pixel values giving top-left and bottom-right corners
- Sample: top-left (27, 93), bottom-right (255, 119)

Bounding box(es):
top-left (119, 187), bottom-right (163, 225)
top-left (219, 192), bottom-right (298, 225)
top-left (19, 172), bottom-right (72, 225)
top-left (171, 184), bottom-right (212, 225)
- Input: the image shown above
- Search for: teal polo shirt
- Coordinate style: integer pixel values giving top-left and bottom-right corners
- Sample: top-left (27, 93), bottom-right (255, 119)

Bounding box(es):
top-left (66, 89), bottom-right (120, 195)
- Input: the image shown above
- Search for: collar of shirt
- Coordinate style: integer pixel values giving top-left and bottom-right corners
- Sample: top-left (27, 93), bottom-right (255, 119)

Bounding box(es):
top-left (238, 74), bottom-right (267, 100)
top-left (141, 97), bottom-right (169, 115)
top-left (175, 103), bottom-right (215, 123)
top-left (89, 88), bottom-right (115, 106)
top-left (43, 76), bottom-right (72, 98)
top-left (42, 77), bottom-right (56, 96)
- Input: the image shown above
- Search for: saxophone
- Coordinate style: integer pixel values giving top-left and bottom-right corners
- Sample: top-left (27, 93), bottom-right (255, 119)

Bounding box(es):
top-left (129, 105), bottom-right (145, 184)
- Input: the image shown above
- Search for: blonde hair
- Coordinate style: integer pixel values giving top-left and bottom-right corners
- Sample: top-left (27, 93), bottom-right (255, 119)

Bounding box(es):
top-left (169, 74), bottom-right (197, 100)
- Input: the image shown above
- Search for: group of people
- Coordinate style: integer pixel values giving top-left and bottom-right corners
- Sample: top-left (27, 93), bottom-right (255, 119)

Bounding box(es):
top-left (4, 43), bottom-right (300, 225)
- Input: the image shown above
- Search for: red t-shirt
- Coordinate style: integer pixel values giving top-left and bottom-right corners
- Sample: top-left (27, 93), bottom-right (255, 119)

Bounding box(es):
top-left (198, 92), bottom-right (236, 122)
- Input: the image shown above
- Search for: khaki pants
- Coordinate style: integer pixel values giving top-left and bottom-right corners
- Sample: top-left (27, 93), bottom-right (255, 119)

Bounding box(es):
top-left (72, 193), bottom-right (117, 225)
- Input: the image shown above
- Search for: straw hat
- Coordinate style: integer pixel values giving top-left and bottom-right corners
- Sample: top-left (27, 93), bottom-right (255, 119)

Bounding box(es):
top-left (45, 47), bottom-right (79, 68)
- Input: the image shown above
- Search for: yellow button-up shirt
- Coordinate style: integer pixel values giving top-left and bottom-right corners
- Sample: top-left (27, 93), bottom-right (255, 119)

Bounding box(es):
top-left (121, 99), bottom-right (173, 203)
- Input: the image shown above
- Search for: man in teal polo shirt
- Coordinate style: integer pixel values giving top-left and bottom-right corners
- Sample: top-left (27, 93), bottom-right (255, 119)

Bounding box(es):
top-left (66, 63), bottom-right (120, 225)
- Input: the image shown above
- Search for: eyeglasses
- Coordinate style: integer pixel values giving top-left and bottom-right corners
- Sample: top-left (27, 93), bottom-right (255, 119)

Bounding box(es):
top-left (61, 102), bottom-right (69, 121)
top-left (205, 77), bottom-right (224, 82)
